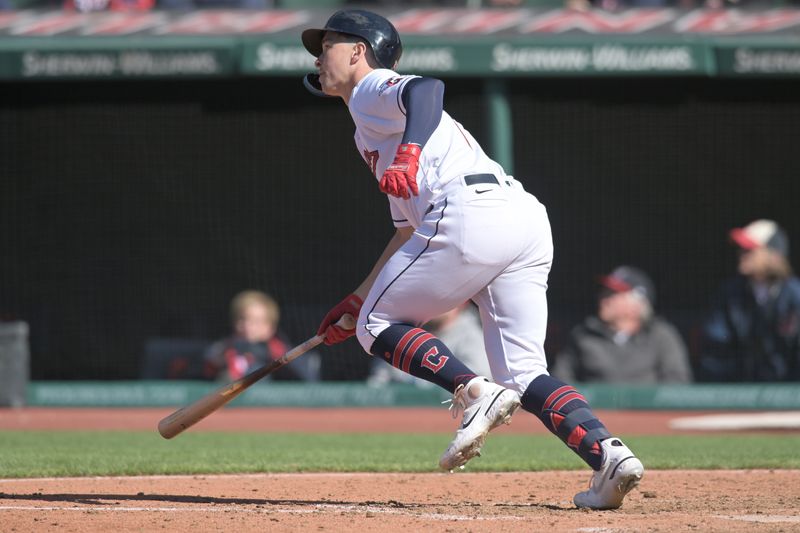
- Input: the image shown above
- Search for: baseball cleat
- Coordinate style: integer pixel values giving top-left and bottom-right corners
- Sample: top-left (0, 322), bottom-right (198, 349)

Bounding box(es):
top-left (573, 438), bottom-right (644, 510)
top-left (439, 377), bottom-right (521, 471)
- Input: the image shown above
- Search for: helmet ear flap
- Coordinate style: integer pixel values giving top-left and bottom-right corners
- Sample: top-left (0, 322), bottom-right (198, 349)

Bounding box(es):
top-left (303, 73), bottom-right (335, 98)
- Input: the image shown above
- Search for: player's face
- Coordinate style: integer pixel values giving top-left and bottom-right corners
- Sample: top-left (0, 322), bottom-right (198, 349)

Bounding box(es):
top-left (316, 32), bottom-right (357, 98)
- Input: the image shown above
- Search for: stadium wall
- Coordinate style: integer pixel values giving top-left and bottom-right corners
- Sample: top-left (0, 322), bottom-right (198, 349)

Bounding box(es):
top-left (2, 9), bottom-right (799, 380)
top-left (3, 77), bottom-right (799, 380)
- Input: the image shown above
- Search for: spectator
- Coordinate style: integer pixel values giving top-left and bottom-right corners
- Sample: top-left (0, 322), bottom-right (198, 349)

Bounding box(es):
top-left (64, 0), bottom-right (154, 12)
top-left (699, 220), bottom-right (800, 382)
top-left (157, 0), bottom-right (271, 10)
top-left (204, 290), bottom-right (319, 382)
top-left (368, 302), bottom-right (492, 386)
top-left (552, 266), bottom-right (692, 384)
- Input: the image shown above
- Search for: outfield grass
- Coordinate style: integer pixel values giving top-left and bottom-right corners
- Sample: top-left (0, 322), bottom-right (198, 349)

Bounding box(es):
top-left (0, 431), bottom-right (798, 478)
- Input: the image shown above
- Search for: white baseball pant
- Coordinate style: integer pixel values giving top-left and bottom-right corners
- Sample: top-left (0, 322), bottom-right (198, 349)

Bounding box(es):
top-left (356, 174), bottom-right (553, 394)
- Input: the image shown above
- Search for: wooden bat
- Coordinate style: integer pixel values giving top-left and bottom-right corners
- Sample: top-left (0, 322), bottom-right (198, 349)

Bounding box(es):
top-left (157, 314), bottom-right (356, 439)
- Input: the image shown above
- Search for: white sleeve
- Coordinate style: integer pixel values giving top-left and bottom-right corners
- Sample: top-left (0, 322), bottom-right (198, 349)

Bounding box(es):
top-left (351, 71), bottom-right (419, 135)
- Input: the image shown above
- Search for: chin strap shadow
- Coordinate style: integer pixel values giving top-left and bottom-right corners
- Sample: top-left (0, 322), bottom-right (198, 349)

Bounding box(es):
top-left (303, 74), bottom-right (334, 98)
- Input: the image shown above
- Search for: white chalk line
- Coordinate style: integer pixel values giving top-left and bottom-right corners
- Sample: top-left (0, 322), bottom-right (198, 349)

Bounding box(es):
top-left (716, 514), bottom-right (800, 524)
top-left (0, 503), bottom-right (524, 522)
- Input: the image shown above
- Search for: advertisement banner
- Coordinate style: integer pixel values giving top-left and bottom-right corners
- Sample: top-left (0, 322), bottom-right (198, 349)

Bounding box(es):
top-left (0, 37), bottom-right (238, 79)
top-left (715, 42), bottom-right (800, 76)
top-left (1, 9), bottom-right (800, 78)
top-left (241, 38), bottom-right (709, 76)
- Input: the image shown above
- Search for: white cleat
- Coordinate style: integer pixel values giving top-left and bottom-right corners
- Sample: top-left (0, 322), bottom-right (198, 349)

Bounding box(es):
top-left (439, 377), bottom-right (521, 471)
top-left (574, 438), bottom-right (644, 510)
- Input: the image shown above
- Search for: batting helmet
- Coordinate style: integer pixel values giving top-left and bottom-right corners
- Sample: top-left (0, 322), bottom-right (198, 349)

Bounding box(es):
top-left (302, 10), bottom-right (402, 70)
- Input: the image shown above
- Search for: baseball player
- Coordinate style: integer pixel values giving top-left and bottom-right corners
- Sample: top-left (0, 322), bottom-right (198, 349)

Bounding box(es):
top-left (302, 9), bottom-right (644, 510)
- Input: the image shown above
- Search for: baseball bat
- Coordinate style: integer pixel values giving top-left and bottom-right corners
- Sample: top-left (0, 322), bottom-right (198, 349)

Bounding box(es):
top-left (157, 314), bottom-right (356, 439)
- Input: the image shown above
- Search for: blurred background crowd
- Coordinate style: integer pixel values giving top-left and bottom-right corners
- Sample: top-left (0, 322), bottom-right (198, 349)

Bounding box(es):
top-left (2, 0), bottom-right (798, 13)
top-left (1, 2), bottom-right (799, 399)
top-left (151, 217), bottom-right (800, 387)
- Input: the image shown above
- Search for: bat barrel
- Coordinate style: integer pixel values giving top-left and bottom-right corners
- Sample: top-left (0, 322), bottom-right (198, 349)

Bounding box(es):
top-left (157, 390), bottom-right (235, 439)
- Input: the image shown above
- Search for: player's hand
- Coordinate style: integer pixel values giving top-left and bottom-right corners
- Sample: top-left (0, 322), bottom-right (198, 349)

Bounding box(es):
top-left (379, 143), bottom-right (421, 199)
top-left (317, 294), bottom-right (363, 345)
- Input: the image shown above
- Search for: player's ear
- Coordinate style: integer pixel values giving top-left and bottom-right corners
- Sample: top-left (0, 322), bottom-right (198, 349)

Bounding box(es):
top-left (351, 41), bottom-right (367, 64)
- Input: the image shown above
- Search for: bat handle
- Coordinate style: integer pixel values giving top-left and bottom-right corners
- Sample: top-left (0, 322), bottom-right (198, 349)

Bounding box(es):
top-left (305, 313), bottom-right (357, 347)
top-left (335, 313), bottom-right (357, 331)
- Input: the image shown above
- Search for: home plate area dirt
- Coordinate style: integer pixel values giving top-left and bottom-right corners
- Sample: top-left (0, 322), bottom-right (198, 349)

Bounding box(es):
top-left (2, 470), bottom-right (799, 532)
top-left (1, 409), bottom-right (799, 531)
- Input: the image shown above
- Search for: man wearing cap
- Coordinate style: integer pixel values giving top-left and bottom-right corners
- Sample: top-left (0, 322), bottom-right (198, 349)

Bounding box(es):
top-left (552, 266), bottom-right (692, 384)
top-left (700, 220), bottom-right (800, 382)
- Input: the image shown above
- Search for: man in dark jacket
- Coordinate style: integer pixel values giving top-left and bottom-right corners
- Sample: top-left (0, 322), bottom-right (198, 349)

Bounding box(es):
top-left (553, 266), bottom-right (692, 384)
top-left (699, 220), bottom-right (800, 382)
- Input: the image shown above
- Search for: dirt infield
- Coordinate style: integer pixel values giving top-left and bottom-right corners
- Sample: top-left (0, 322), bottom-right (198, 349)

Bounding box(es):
top-left (2, 408), bottom-right (799, 531)
top-left (2, 471), bottom-right (799, 532)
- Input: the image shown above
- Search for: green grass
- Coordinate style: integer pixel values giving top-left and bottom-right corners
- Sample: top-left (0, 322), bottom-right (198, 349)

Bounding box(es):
top-left (1, 431), bottom-right (798, 478)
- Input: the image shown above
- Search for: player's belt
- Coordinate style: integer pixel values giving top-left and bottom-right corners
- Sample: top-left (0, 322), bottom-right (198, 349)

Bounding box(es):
top-left (464, 174), bottom-right (498, 186)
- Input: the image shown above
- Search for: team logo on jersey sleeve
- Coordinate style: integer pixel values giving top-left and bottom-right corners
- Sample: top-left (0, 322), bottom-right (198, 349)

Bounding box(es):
top-left (378, 76), bottom-right (403, 96)
top-left (362, 148), bottom-right (379, 176)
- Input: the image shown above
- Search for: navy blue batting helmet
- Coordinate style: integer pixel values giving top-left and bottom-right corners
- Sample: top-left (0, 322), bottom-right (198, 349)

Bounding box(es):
top-left (302, 10), bottom-right (402, 70)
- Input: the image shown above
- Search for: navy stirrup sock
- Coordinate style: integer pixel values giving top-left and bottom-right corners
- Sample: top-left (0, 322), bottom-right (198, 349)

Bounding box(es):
top-left (521, 374), bottom-right (611, 471)
top-left (371, 324), bottom-right (477, 393)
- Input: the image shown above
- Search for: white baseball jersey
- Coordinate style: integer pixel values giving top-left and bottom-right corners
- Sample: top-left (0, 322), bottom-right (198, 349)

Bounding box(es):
top-left (350, 69), bottom-right (506, 229)
top-left (349, 68), bottom-right (553, 394)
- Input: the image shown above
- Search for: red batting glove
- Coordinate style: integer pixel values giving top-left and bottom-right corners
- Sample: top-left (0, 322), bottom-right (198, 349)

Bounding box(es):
top-left (317, 294), bottom-right (363, 345)
top-left (379, 143), bottom-right (421, 199)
